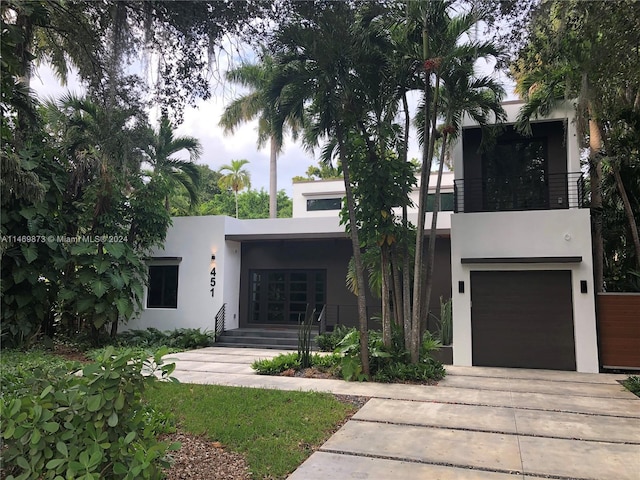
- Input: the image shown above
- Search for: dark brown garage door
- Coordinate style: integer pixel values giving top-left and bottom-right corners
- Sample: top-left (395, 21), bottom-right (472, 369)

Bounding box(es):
top-left (471, 270), bottom-right (576, 371)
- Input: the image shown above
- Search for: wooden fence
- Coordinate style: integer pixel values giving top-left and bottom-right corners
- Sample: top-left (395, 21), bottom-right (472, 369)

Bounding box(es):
top-left (597, 293), bottom-right (640, 369)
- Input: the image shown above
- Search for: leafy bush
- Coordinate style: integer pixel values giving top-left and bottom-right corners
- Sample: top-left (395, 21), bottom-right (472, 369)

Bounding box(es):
top-left (316, 325), bottom-right (355, 352)
top-left (252, 353), bottom-right (300, 375)
top-left (0, 350), bottom-right (81, 400)
top-left (1, 347), bottom-right (179, 480)
top-left (251, 353), bottom-right (341, 375)
top-left (622, 376), bottom-right (640, 397)
top-left (115, 328), bottom-right (214, 350)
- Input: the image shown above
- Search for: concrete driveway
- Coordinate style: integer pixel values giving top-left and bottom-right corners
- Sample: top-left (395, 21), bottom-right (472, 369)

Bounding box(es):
top-left (166, 347), bottom-right (640, 480)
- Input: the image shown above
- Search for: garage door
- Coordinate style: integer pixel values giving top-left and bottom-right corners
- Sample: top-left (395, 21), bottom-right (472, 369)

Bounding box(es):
top-left (471, 270), bottom-right (576, 370)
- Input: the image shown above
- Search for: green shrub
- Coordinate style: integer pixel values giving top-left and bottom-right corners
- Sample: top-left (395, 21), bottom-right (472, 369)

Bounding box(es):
top-left (251, 352), bottom-right (341, 375)
top-left (316, 325), bottom-right (355, 352)
top-left (1, 347), bottom-right (179, 480)
top-left (252, 353), bottom-right (301, 375)
top-left (0, 350), bottom-right (81, 400)
top-left (115, 328), bottom-right (213, 350)
top-left (623, 375), bottom-right (640, 397)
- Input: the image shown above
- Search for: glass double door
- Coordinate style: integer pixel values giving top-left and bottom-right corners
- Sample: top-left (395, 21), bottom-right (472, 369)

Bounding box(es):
top-left (250, 270), bottom-right (326, 324)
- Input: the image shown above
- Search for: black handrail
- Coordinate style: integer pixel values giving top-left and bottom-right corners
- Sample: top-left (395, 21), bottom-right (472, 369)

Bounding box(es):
top-left (453, 172), bottom-right (585, 213)
top-left (214, 303), bottom-right (226, 341)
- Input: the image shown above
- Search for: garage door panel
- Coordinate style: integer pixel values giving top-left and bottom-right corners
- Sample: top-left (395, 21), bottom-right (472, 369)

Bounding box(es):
top-left (471, 270), bottom-right (576, 371)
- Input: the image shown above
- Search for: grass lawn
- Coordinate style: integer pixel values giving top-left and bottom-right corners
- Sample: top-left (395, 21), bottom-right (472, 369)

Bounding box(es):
top-left (144, 382), bottom-right (357, 479)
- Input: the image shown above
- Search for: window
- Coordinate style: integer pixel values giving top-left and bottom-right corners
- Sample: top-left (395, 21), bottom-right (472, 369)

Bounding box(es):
top-left (147, 265), bottom-right (178, 308)
top-left (426, 192), bottom-right (454, 211)
top-left (307, 198), bottom-right (341, 211)
top-left (482, 139), bottom-right (548, 211)
top-left (250, 270), bottom-right (326, 324)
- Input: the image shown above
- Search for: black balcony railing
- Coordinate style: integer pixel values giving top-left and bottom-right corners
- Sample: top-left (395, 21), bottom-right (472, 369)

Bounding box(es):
top-left (453, 172), bottom-right (585, 213)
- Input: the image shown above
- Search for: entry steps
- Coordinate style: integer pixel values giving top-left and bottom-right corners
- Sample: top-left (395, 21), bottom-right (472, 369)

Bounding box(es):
top-left (215, 327), bottom-right (319, 350)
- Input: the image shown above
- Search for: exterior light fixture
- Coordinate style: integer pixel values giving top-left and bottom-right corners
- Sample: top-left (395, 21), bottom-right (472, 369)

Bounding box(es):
top-left (211, 254), bottom-right (216, 261)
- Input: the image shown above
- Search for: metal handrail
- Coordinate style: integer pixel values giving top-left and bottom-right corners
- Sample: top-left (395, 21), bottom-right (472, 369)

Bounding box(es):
top-left (453, 172), bottom-right (585, 213)
top-left (214, 303), bottom-right (226, 341)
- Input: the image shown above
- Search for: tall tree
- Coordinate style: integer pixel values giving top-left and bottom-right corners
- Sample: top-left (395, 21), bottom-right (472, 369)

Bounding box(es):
top-left (220, 56), bottom-right (302, 218)
top-left (218, 159), bottom-right (252, 219)
top-left (512, 0), bottom-right (640, 290)
top-left (147, 115), bottom-right (202, 211)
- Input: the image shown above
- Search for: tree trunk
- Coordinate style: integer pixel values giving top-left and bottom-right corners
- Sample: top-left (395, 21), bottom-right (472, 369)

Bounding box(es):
top-left (411, 17), bottom-right (434, 363)
top-left (422, 131), bottom-right (449, 338)
top-left (390, 245), bottom-right (403, 328)
top-left (337, 128), bottom-right (370, 376)
top-left (401, 93), bottom-right (412, 351)
top-left (269, 136), bottom-right (278, 218)
top-left (381, 243), bottom-right (391, 348)
top-left (234, 189), bottom-right (239, 218)
top-left (588, 112), bottom-right (604, 292)
top-left (612, 162), bottom-right (640, 270)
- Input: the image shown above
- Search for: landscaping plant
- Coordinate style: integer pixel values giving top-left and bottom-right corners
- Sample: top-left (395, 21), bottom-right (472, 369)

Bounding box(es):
top-left (1, 347), bottom-right (178, 479)
top-left (622, 376), bottom-right (640, 397)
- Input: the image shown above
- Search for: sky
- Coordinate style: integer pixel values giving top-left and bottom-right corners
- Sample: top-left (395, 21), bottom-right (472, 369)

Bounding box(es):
top-left (31, 49), bottom-right (515, 197)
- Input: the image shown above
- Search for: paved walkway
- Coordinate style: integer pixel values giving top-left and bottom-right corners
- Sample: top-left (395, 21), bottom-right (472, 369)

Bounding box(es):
top-left (166, 347), bottom-right (640, 480)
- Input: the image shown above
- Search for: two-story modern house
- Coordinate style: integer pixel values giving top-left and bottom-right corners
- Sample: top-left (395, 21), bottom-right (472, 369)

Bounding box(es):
top-left (128, 100), bottom-right (600, 373)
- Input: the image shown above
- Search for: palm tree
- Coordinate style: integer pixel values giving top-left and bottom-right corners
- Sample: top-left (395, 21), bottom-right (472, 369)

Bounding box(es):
top-left (267, 2), bottom-right (397, 375)
top-left (219, 56), bottom-right (302, 218)
top-left (148, 115), bottom-right (202, 212)
top-left (218, 159), bottom-right (251, 218)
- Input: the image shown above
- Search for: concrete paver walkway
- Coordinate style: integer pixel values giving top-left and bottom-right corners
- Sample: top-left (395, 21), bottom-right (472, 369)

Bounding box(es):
top-left (166, 347), bottom-right (640, 480)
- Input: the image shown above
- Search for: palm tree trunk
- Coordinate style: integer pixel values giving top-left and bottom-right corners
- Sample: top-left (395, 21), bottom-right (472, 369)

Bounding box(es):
top-left (411, 18), bottom-right (432, 363)
top-left (612, 162), bottom-right (640, 270)
top-left (422, 130), bottom-right (449, 337)
top-left (401, 93), bottom-right (412, 351)
top-left (412, 76), bottom-right (440, 363)
top-left (234, 189), bottom-right (239, 219)
top-left (588, 112), bottom-right (604, 292)
top-left (381, 243), bottom-right (391, 348)
top-left (337, 127), bottom-right (370, 376)
top-left (269, 136), bottom-right (278, 218)
top-left (390, 245), bottom-right (403, 328)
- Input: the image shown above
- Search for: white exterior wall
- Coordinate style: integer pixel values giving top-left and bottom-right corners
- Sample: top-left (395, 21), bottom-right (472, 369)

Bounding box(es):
top-left (129, 216), bottom-right (241, 333)
top-left (292, 172), bottom-right (455, 219)
top-left (450, 101), bottom-right (599, 373)
top-left (450, 208), bottom-right (599, 373)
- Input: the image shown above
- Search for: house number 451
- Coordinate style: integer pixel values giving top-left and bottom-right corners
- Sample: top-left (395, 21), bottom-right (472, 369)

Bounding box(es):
top-left (210, 267), bottom-right (216, 298)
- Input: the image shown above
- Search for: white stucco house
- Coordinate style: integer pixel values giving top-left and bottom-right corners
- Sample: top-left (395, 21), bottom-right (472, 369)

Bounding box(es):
top-left (127, 100), bottom-right (600, 373)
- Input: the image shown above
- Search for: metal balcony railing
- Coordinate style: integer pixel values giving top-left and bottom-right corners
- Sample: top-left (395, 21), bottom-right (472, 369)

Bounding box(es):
top-left (453, 172), bottom-right (585, 213)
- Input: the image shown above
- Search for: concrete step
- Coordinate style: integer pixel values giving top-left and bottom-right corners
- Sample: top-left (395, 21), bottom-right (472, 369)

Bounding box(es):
top-left (216, 328), bottom-right (318, 350)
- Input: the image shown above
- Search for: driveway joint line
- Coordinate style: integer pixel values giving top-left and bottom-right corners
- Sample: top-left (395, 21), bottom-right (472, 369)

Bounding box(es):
top-left (316, 448), bottom-right (595, 480)
top-left (347, 417), bottom-right (640, 445)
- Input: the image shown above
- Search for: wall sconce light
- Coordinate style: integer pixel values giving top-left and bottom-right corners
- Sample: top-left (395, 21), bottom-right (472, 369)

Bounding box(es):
top-left (211, 254), bottom-right (216, 261)
top-left (458, 281), bottom-right (464, 294)
top-left (580, 280), bottom-right (587, 293)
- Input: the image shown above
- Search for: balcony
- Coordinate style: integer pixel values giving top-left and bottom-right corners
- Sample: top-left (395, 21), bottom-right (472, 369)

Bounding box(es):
top-left (453, 172), bottom-right (585, 213)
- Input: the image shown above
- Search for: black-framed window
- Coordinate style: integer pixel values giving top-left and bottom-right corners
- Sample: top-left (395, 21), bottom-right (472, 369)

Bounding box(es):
top-left (307, 198), bottom-right (341, 211)
top-left (250, 269), bottom-right (326, 324)
top-left (147, 265), bottom-right (179, 308)
top-left (482, 138), bottom-right (548, 211)
top-left (426, 192), bottom-right (455, 211)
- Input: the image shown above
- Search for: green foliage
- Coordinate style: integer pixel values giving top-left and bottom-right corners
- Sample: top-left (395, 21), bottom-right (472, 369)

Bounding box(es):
top-left (252, 353), bottom-right (300, 375)
top-left (251, 352), bottom-right (341, 376)
top-left (298, 308), bottom-right (316, 369)
top-left (0, 350), bottom-right (80, 400)
top-left (316, 325), bottom-right (355, 352)
top-left (622, 376), bottom-right (640, 397)
top-left (0, 347), bottom-right (178, 479)
top-left (198, 188), bottom-right (292, 219)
